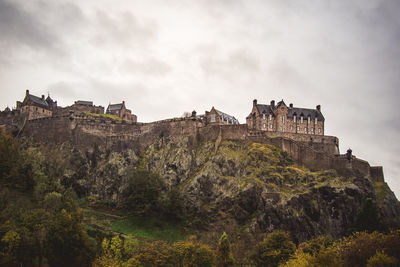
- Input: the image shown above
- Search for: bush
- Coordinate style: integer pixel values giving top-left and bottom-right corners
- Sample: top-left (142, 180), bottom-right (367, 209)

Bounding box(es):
top-left (250, 230), bottom-right (296, 267)
top-left (122, 169), bottom-right (165, 216)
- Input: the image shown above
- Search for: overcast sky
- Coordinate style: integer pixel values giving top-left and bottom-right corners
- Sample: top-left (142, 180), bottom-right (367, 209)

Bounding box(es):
top-left (1, 0), bottom-right (399, 197)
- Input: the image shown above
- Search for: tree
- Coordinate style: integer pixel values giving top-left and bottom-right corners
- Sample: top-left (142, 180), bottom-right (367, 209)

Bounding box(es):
top-left (44, 203), bottom-right (93, 267)
top-left (122, 169), bottom-right (165, 216)
top-left (173, 241), bottom-right (215, 267)
top-left (250, 230), bottom-right (296, 267)
top-left (216, 232), bottom-right (235, 267)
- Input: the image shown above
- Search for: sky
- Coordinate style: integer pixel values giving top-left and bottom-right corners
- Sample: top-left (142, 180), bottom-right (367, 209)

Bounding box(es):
top-left (1, 0), bottom-right (399, 198)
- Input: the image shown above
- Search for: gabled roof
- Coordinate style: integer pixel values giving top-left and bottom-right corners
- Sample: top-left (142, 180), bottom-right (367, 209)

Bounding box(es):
top-left (214, 108), bottom-right (239, 124)
top-left (107, 103), bottom-right (123, 111)
top-left (28, 94), bottom-right (49, 108)
top-left (255, 104), bottom-right (274, 115)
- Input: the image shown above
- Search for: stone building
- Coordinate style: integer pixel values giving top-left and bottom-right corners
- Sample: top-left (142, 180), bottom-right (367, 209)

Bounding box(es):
top-left (246, 99), bottom-right (324, 135)
top-left (205, 107), bottom-right (239, 125)
top-left (106, 101), bottom-right (137, 122)
top-left (17, 90), bottom-right (57, 120)
top-left (73, 100), bottom-right (104, 114)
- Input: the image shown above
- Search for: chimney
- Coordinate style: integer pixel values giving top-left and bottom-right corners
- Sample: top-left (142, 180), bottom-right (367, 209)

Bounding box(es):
top-left (270, 100), bottom-right (275, 108)
top-left (253, 99), bottom-right (257, 106)
top-left (316, 105), bottom-right (321, 112)
top-left (192, 110), bottom-right (197, 117)
top-left (26, 89), bottom-right (29, 96)
top-left (289, 103), bottom-right (293, 109)
top-left (42, 95), bottom-right (45, 100)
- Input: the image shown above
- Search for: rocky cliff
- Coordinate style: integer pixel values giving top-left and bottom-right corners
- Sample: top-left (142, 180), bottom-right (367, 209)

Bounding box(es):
top-left (60, 137), bottom-right (400, 257)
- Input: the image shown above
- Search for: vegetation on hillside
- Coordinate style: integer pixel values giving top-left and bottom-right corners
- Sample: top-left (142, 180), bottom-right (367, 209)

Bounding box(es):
top-left (1, 130), bottom-right (399, 266)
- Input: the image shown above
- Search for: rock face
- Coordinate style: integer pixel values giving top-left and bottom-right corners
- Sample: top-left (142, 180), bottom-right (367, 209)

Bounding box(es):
top-left (63, 137), bottom-right (400, 253)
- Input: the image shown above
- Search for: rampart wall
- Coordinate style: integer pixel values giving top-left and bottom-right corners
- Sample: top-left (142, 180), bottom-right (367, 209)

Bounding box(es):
top-left (7, 114), bottom-right (384, 182)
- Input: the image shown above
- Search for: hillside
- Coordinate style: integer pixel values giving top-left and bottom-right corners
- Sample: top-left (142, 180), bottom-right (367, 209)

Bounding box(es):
top-left (1, 130), bottom-right (400, 265)
top-left (56, 136), bottom-right (400, 256)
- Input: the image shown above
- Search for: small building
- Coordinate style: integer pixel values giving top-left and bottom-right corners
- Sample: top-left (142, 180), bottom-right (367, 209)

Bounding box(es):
top-left (17, 90), bottom-right (57, 120)
top-left (246, 99), bottom-right (324, 135)
top-left (205, 107), bottom-right (239, 125)
top-left (106, 101), bottom-right (137, 122)
top-left (73, 100), bottom-right (104, 114)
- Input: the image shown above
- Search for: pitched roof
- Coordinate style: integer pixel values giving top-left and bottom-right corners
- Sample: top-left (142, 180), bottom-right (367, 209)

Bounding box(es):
top-left (254, 102), bottom-right (324, 121)
top-left (288, 108), bottom-right (324, 121)
top-left (255, 104), bottom-right (274, 115)
top-left (215, 109), bottom-right (239, 124)
top-left (75, 100), bottom-right (93, 106)
top-left (107, 103), bottom-right (123, 111)
top-left (28, 94), bottom-right (49, 108)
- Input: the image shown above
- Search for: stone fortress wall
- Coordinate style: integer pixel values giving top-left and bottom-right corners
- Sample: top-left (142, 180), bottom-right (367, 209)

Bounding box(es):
top-left (7, 112), bottom-right (384, 184)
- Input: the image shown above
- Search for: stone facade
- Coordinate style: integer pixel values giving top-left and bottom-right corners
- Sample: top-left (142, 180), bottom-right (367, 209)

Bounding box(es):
top-left (17, 90), bottom-right (56, 120)
top-left (106, 101), bottom-right (137, 122)
top-left (205, 107), bottom-right (239, 125)
top-left (246, 99), bottom-right (324, 135)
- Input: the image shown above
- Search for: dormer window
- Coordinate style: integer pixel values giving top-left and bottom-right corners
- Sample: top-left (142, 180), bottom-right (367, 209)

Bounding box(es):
top-left (308, 116), bottom-right (311, 124)
top-left (315, 118), bottom-right (318, 124)
top-left (300, 116), bottom-right (303, 123)
top-left (269, 114), bottom-right (272, 121)
top-left (294, 116), bottom-right (296, 123)
top-left (263, 114), bottom-right (266, 120)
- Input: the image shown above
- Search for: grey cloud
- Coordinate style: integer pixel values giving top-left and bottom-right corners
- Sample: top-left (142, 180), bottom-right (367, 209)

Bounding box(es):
top-left (121, 58), bottom-right (172, 76)
top-left (92, 11), bottom-right (157, 48)
top-left (0, 0), bottom-right (57, 51)
top-left (199, 46), bottom-right (259, 78)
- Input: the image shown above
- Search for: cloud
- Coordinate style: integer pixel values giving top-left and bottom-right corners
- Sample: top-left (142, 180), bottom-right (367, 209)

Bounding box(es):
top-left (121, 58), bottom-right (172, 76)
top-left (91, 10), bottom-right (157, 49)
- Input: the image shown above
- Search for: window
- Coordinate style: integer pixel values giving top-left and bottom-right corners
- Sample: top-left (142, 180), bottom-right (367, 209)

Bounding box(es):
top-left (294, 116), bottom-right (296, 122)
top-left (210, 114), bottom-right (216, 122)
top-left (270, 124), bottom-right (273, 129)
top-left (308, 117), bottom-right (311, 124)
top-left (269, 114), bottom-right (272, 120)
top-left (311, 127), bottom-right (314, 132)
top-left (263, 114), bottom-right (266, 120)
top-left (280, 126), bottom-right (283, 132)
top-left (263, 123), bottom-right (266, 128)
top-left (297, 126), bottom-right (300, 131)
top-left (281, 116), bottom-right (284, 123)
top-left (301, 116), bottom-right (303, 123)
top-left (304, 127), bottom-right (307, 132)
top-left (290, 125), bottom-right (293, 131)
top-left (318, 128), bottom-right (321, 133)
top-left (315, 118), bottom-right (318, 124)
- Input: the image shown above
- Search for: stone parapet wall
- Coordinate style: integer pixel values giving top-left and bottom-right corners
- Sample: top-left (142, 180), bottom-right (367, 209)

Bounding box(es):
top-left (12, 116), bottom-right (384, 182)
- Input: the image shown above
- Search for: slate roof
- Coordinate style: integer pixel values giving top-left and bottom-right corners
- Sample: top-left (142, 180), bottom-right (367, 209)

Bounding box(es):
top-left (254, 103), bottom-right (324, 121)
top-left (107, 103), bottom-right (123, 112)
top-left (215, 109), bottom-right (239, 124)
top-left (288, 108), bottom-right (324, 121)
top-left (28, 94), bottom-right (49, 108)
top-left (75, 100), bottom-right (93, 106)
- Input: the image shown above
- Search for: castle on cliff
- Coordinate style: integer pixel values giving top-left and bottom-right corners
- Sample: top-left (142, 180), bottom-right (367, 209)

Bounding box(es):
top-left (0, 89), bottom-right (385, 184)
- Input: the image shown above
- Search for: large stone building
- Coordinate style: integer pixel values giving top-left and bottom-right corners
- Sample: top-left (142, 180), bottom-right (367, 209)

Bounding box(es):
top-left (246, 99), bottom-right (324, 135)
top-left (205, 107), bottom-right (239, 125)
top-left (106, 101), bottom-right (137, 122)
top-left (17, 90), bottom-right (57, 120)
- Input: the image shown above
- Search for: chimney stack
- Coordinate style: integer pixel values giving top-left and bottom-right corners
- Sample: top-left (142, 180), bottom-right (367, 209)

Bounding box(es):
top-left (26, 89), bottom-right (29, 96)
top-left (316, 105), bottom-right (321, 112)
top-left (270, 100), bottom-right (275, 108)
top-left (42, 95), bottom-right (45, 100)
top-left (192, 110), bottom-right (197, 117)
top-left (253, 99), bottom-right (257, 106)
top-left (289, 103), bottom-right (293, 109)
